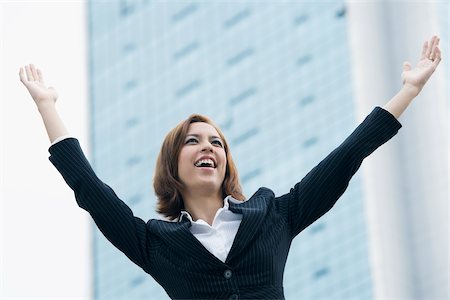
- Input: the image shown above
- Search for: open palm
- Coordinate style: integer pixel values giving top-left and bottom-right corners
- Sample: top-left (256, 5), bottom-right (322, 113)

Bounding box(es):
top-left (19, 64), bottom-right (58, 107)
top-left (402, 36), bottom-right (441, 95)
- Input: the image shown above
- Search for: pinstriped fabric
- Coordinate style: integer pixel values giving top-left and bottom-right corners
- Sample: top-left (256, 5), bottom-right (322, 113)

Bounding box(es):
top-left (48, 138), bottom-right (157, 274)
top-left (274, 106), bottom-right (402, 239)
top-left (48, 106), bottom-right (401, 299)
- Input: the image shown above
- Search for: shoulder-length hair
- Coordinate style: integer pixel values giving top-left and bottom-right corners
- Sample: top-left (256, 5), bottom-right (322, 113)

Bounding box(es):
top-left (153, 114), bottom-right (246, 220)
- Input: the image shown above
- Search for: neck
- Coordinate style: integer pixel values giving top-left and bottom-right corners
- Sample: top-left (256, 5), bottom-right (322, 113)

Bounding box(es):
top-left (182, 189), bottom-right (224, 226)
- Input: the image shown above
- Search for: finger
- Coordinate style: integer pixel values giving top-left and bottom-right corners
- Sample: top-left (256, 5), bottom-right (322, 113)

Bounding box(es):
top-left (30, 64), bottom-right (39, 81)
top-left (433, 47), bottom-right (442, 67)
top-left (421, 41), bottom-right (428, 60)
top-left (25, 65), bottom-right (34, 81)
top-left (36, 68), bottom-right (45, 83)
top-left (430, 37), bottom-right (440, 60)
top-left (425, 36), bottom-right (437, 59)
top-left (403, 61), bottom-right (412, 71)
top-left (19, 67), bottom-right (26, 82)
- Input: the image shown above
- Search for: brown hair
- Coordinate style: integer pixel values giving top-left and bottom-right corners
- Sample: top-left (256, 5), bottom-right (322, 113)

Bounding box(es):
top-left (153, 114), bottom-right (246, 220)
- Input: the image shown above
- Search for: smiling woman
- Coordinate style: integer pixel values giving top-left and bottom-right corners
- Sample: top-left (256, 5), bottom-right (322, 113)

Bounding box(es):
top-left (153, 114), bottom-right (245, 224)
top-left (19, 34), bottom-right (442, 300)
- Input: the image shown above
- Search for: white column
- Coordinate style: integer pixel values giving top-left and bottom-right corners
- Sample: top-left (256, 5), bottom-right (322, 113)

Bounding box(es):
top-left (347, 1), bottom-right (448, 299)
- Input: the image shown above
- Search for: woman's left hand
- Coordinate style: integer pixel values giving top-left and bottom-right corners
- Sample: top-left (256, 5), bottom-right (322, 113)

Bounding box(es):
top-left (401, 35), bottom-right (442, 96)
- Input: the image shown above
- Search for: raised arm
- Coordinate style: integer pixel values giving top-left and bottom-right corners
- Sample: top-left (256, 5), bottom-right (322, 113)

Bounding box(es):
top-left (19, 64), bottom-right (156, 273)
top-left (277, 107), bottom-right (402, 238)
top-left (383, 35), bottom-right (441, 118)
top-left (47, 137), bottom-right (155, 272)
top-left (277, 36), bottom-right (442, 239)
top-left (19, 64), bottom-right (69, 143)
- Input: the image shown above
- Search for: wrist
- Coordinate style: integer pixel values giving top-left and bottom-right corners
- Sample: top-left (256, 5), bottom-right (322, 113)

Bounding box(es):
top-left (37, 101), bottom-right (56, 115)
top-left (402, 83), bottom-right (421, 98)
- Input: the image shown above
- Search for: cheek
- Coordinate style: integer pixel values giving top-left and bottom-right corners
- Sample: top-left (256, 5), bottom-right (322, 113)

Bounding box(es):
top-left (177, 151), bottom-right (190, 174)
top-left (220, 155), bottom-right (227, 174)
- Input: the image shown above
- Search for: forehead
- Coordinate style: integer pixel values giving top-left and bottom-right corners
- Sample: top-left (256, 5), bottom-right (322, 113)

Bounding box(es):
top-left (186, 122), bottom-right (220, 137)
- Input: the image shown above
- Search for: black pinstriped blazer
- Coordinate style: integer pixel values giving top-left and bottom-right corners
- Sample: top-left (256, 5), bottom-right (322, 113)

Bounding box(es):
top-left (48, 106), bottom-right (402, 300)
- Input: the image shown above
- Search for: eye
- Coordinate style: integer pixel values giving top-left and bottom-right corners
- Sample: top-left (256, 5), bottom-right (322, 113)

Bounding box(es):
top-left (186, 138), bottom-right (198, 144)
top-left (212, 140), bottom-right (223, 147)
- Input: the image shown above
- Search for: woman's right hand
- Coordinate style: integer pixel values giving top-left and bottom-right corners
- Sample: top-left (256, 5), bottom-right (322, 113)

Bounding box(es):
top-left (19, 64), bottom-right (58, 108)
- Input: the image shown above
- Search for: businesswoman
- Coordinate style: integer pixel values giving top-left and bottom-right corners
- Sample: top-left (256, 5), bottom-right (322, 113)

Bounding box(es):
top-left (20, 36), bottom-right (441, 299)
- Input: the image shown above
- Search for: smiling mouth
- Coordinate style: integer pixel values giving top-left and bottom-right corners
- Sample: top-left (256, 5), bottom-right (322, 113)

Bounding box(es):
top-left (194, 163), bottom-right (216, 173)
top-left (196, 166), bottom-right (215, 170)
top-left (194, 160), bottom-right (216, 168)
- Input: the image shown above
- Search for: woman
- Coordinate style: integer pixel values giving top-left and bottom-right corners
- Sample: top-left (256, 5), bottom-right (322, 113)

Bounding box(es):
top-left (19, 36), bottom-right (441, 299)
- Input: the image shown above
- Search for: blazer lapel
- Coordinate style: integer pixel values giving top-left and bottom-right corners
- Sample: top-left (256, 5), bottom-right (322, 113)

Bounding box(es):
top-left (162, 217), bottom-right (227, 266)
top-left (159, 187), bottom-right (273, 266)
top-left (225, 187), bottom-right (272, 264)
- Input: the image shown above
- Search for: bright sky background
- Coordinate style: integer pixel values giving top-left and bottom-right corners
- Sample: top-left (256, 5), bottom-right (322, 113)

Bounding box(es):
top-left (1, 1), bottom-right (90, 299)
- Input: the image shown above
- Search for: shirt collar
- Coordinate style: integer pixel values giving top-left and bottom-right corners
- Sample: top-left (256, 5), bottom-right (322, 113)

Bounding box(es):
top-left (174, 195), bottom-right (241, 223)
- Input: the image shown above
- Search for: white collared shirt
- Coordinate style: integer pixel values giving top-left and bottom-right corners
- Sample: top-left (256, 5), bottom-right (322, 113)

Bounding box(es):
top-left (174, 195), bottom-right (243, 263)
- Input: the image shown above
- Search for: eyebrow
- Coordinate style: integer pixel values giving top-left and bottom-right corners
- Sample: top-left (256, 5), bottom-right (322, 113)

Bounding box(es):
top-left (186, 134), bottom-right (222, 140)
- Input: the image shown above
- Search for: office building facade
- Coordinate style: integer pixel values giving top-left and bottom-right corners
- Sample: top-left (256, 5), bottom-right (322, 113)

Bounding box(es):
top-left (87, 1), bottom-right (448, 299)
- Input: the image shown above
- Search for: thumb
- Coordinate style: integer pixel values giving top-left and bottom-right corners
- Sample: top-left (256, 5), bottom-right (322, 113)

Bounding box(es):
top-left (403, 61), bottom-right (412, 71)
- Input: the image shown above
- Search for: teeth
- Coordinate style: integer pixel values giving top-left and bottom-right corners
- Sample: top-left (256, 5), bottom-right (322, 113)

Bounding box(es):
top-left (195, 159), bottom-right (215, 167)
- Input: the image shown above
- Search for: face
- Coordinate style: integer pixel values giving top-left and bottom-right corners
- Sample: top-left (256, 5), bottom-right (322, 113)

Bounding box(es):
top-left (178, 122), bottom-right (227, 196)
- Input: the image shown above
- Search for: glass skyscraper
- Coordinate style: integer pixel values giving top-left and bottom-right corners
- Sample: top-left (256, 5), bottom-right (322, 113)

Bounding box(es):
top-left (86, 1), bottom-right (448, 299)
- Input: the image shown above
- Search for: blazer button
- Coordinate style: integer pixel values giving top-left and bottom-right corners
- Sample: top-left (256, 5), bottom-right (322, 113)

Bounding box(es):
top-left (229, 294), bottom-right (238, 300)
top-left (223, 269), bottom-right (232, 279)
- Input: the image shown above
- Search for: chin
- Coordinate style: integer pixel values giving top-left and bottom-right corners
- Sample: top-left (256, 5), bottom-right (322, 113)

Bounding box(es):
top-left (190, 181), bottom-right (220, 191)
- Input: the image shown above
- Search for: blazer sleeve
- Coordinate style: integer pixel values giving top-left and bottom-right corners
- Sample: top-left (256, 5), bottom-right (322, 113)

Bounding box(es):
top-left (276, 106), bottom-right (402, 239)
top-left (48, 138), bottom-right (154, 272)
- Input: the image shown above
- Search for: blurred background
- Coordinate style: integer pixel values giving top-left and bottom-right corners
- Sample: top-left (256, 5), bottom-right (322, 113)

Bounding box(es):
top-left (1, 0), bottom-right (448, 299)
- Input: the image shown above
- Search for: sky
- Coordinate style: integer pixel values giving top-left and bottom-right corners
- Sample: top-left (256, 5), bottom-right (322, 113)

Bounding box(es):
top-left (0, 1), bottom-right (90, 299)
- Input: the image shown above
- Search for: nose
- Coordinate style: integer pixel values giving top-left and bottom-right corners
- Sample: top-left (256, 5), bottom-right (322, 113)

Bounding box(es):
top-left (201, 142), bottom-right (214, 153)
